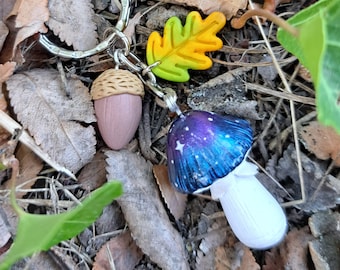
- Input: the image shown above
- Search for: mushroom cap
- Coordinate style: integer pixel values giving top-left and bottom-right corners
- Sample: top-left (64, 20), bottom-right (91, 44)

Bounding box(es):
top-left (167, 110), bottom-right (253, 193)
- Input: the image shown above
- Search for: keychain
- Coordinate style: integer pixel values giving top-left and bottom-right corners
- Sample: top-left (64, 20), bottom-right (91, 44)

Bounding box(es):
top-left (39, 0), bottom-right (287, 250)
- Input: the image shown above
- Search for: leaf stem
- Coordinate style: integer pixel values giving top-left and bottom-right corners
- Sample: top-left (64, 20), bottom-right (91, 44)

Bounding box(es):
top-left (231, 9), bottom-right (299, 37)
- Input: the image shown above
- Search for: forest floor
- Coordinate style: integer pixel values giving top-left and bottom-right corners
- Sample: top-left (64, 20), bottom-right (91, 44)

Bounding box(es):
top-left (0, 0), bottom-right (339, 269)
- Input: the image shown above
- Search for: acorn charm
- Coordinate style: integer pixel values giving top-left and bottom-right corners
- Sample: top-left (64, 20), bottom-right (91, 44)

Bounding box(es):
top-left (91, 69), bottom-right (144, 150)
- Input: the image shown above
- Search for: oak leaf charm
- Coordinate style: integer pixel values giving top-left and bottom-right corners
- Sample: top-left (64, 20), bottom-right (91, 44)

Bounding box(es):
top-left (146, 11), bottom-right (226, 82)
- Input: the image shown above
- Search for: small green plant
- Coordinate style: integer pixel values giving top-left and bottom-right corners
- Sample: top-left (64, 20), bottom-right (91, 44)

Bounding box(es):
top-left (232, 0), bottom-right (340, 133)
top-left (277, 0), bottom-right (340, 133)
top-left (0, 181), bottom-right (123, 269)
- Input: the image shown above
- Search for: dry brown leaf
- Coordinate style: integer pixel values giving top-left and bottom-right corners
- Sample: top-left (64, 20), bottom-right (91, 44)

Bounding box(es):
top-left (3, 144), bottom-right (43, 198)
top-left (7, 0), bottom-right (49, 28)
top-left (158, 0), bottom-right (247, 20)
top-left (23, 251), bottom-right (62, 270)
top-left (78, 149), bottom-right (107, 192)
top-left (93, 231), bottom-right (143, 270)
top-left (299, 121), bottom-right (340, 166)
top-left (214, 242), bottom-right (260, 270)
top-left (153, 164), bottom-right (187, 220)
top-left (0, 92), bottom-right (10, 145)
top-left (47, 0), bottom-right (98, 51)
top-left (263, 248), bottom-right (285, 270)
top-left (0, 213), bottom-right (11, 254)
top-left (1, 0), bottom-right (48, 62)
top-left (0, 0), bottom-right (16, 21)
top-left (0, 21), bottom-right (9, 51)
top-left (187, 67), bottom-right (261, 120)
top-left (276, 144), bottom-right (339, 212)
top-left (196, 222), bottom-right (228, 270)
top-left (106, 150), bottom-right (189, 270)
top-left (215, 246), bottom-right (231, 270)
top-left (6, 68), bottom-right (96, 173)
top-left (308, 211), bottom-right (340, 270)
top-left (199, 223), bottom-right (228, 255)
top-left (0, 203), bottom-right (17, 258)
top-left (238, 247), bottom-right (260, 270)
top-left (266, 227), bottom-right (314, 270)
top-left (0, 61), bottom-right (15, 83)
top-left (263, 0), bottom-right (292, 13)
top-left (123, 11), bottom-right (142, 44)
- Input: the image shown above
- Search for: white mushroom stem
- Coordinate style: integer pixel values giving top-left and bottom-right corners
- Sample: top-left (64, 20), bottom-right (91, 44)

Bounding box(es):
top-left (210, 159), bottom-right (287, 249)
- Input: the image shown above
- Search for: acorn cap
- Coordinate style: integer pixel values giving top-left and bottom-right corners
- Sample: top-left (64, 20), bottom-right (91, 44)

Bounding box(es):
top-left (91, 69), bottom-right (144, 100)
top-left (167, 110), bottom-right (253, 193)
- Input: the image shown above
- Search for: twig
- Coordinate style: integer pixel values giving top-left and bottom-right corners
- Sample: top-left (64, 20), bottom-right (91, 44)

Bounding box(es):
top-left (231, 8), bottom-right (299, 37)
top-left (0, 111), bottom-right (76, 179)
top-left (248, 0), bottom-right (306, 205)
top-left (246, 82), bottom-right (315, 105)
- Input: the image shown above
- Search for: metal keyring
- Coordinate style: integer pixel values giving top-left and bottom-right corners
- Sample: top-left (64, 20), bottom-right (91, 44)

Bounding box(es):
top-left (39, 0), bottom-right (131, 59)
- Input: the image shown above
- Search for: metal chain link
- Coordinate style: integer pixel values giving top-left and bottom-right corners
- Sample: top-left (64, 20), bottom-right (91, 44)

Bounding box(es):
top-left (38, 0), bottom-right (182, 115)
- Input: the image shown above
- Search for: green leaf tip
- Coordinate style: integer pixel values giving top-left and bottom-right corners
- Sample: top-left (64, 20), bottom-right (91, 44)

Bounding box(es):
top-left (277, 0), bottom-right (340, 133)
top-left (146, 11), bottom-right (226, 82)
top-left (0, 181), bottom-right (123, 269)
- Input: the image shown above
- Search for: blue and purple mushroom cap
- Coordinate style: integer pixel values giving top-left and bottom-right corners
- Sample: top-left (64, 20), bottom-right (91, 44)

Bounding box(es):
top-left (167, 110), bottom-right (253, 193)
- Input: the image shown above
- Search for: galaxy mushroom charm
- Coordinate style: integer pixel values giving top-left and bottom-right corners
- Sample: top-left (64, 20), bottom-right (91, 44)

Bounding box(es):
top-left (167, 110), bottom-right (287, 249)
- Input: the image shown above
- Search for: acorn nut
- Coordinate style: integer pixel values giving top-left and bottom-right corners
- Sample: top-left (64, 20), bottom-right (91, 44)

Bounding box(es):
top-left (91, 69), bottom-right (144, 150)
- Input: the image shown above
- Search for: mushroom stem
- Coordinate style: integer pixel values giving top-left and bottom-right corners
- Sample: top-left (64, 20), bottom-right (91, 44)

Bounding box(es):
top-left (210, 160), bottom-right (287, 249)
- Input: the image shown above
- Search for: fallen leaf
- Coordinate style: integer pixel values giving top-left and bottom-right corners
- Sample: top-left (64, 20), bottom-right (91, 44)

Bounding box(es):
top-left (47, 0), bottom-right (98, 51)
top-left (276, 144), bottom-right (339, 212)
top-left (0, 62), bottom-right (16, 83)
top-left (0, 214), bottom-right (11, 255)
top-left (257, 54), bottom-right (278, 83)
top-left (0, 93), bottom-right (10, 145)
top-left (3, 144), bottom-right (43, 198)
top-left (6, 0), bottom-right (49, 29)
top-left (215, 246), bottom-right (231, 270)
top-left (270, 227), bottom-right (314, 270)
top-left (0, 0), bottom-right (48, 62)
top-left (238, 246), bottom-right (261, 270)
top-left (214, 242), bottom-right (260, 270)
top-left (106, 150), bottom-right (189, 270)
top-left (196, 249), bottom-right (215, 270)
top-left (196, 222), bottom-right (228, 270)
top-left (157, 0), bottom-right (247, 20)
top-left (199, 223), bottom-right (227, 255)
top-left (0, 21), bottom-right (9, 51)
top-left (145, 5), bottom-right (189, 30)
top-left (299, 121), bottom-right (340, 166)
top-left (308, 210), bottom-right (340, 270)
top-left (153, 164), bottom-right (187, 220)
top-left (187, 67), bottom-right (261, 120)
top-left (123, 11), bottom-right (142, 44)
top-left (6, 68), bottom-right (96, 173)
top-left (93, 231), bottom-right (143, 270)
top-left (78, 202), bottom-right (125, 258)
top-left (0, 0), bottom-right (16, 21)
top-left (78, 149), bottom-right (107, 192)
top-left (263, 0), bottom-right (292, 13)
top-left (21, 251), bottom-right (62, 270)
top-left (263, 248), bottom-right (285, 270)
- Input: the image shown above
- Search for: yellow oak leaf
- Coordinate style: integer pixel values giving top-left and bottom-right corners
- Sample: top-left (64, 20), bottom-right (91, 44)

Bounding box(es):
top-left (146, 11), bottom-right (226, 82)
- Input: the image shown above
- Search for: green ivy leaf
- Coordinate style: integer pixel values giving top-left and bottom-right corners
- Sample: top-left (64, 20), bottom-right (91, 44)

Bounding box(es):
top-left (0, 181), bottom-right (122, 269)
top-left (146, 11), bottom-right (226, 82)
top-left (277, 0), bottom-right (340, 133)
